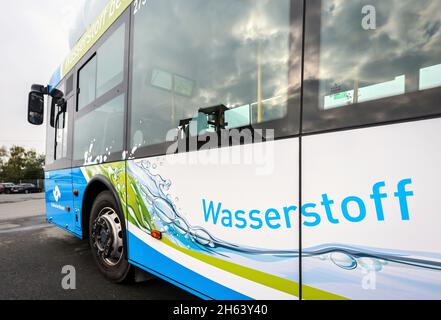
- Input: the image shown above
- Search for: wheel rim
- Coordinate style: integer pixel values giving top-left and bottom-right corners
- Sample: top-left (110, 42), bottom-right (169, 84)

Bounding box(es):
top-left (91, 207), bottom-right (124, 267)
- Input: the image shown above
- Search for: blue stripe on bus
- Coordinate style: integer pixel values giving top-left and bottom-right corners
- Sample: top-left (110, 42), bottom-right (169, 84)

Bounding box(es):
top-left (48, 66), bottom-right (62, 92)
top-left (127, 232), bottom-right (252, 300)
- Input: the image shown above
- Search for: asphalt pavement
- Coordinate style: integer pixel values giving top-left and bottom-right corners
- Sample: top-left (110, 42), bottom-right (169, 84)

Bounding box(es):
top-left (0, 193), bottom-right (45, 221)
top-left (0, 193), bottom-right (196, 300)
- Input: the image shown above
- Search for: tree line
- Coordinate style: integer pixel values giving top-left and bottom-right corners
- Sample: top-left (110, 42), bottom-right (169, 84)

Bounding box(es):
top-left (0, 146), bottom-right (45, 183)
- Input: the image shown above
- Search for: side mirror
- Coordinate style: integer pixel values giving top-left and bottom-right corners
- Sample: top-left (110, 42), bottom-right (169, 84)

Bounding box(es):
top-left (27, 92), bottom-right (44, 125)
top-left (27, 84), bottom-right (64, 127)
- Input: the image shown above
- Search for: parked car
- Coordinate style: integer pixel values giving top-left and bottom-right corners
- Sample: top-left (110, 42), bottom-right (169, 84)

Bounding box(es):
top-left (0, 184), bottom-right (4, 194)
top-left (0, 183), bottom-right (17, 194)
top-left (12, 183), bottom-right (40, 194)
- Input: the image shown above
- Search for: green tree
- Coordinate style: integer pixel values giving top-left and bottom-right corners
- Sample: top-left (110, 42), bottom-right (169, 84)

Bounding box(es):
top-left (23, 150), bottom-right (45, 180)
top-left (2, 146), bottom-right (27, 182)
top-left (1, 146), bottom-right (44, 183)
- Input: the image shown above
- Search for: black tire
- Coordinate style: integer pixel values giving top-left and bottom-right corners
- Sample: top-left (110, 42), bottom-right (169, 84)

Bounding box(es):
top-left (89, 191), bottom-right (133, 283)
top-left (5, 190), bottom-right (10, 194)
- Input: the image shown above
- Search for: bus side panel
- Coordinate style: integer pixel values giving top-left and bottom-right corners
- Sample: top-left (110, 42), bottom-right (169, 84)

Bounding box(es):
top-left (73, 162), bottom-right (128, 237)
top-left (45, 169), bottom-right (77, 236)
top-left (302, 118), bottom-right (441, 300)
top-left (126, 139), bottom-right (300, 300)
top-left (71, 167), bottom-right (90, 237)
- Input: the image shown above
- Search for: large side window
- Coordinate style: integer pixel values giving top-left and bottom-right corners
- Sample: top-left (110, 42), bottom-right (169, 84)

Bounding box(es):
top-left (74, 16), bottom-right (127, 165)
top-left (96, 24), bottom-right (125, 97)
top-left (74, 95), bottom-right (125, 162)
top-left (77, 23), bottom-right (125, 111)
top-left (129, 0), bottom-right (302, 156)
top-left (303, 0), bottom-right (441, 133)
top-left (78, 56), bottom-right (97, 111)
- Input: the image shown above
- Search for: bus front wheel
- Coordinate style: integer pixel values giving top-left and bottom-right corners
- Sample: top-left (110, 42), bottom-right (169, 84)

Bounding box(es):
top-left (89, 191), bottom-right (132, 283)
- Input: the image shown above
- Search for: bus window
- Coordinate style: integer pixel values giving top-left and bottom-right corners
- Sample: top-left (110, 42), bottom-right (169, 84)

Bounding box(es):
top-left (77, 56), bottom-right (97, 111)
top-left (55, 111), bottom-right (68, 160)
top-left (45, 98), bottom-right (55, 165)
top-left (73, 14), bottom-right (128, 165)
top-left (77, 23), bottom-right (126, 111)
top-left (130, 0), bottom-right (302, 156)
top-left (303, 0), bottom-right (441, 133)
top-left (96, 23), bottom-right (125, 97)
top-left (74, 95), bottom-right (125, 163)
top-left (46, 82), bottom-right (65, 165)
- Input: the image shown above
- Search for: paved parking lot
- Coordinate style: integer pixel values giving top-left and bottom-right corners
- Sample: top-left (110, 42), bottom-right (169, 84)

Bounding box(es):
top-left (0, 194), bottom-right (196, 300)
top-left (0, 193), bottom-right (46, 221)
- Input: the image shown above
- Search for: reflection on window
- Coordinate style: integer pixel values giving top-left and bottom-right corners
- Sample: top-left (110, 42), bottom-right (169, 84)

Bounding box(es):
top-left (46, 99), bottom-right (55, 165)
top-left (46, 82), bottom-right (65, 164)
top-left (78, 56), bottom-right (97, 110)
top-left (317, 0), bottom-right (441, 110)
top-left (420, 64), bottom-right (441, 91)
top-left (97, 24), bottom-right (125, 97)
top-left (78, 23), bottom-right (125, 110)
top-left (56, 111), bottom-right (68, 160)
top-left (130, 0), bottom-right (293, 149)
top-left (74, 95), bottom-right (124, 162)
top-left (225, 105), bottom-right (252, 129)
top-left (324, 76), bottom-right (405, 110)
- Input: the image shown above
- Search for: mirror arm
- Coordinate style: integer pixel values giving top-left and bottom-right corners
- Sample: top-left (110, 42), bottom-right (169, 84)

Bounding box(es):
top-left (31, 84), bottom-right (64, 100)
top-left (31, 84), bottom-right (48, 95)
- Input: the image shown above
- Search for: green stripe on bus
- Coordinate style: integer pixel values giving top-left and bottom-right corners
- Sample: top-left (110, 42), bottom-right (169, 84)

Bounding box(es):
top-left (302, 285), bottom-right (349, 300)
top-left (162, 237), bottom-right (347, 300)
top-left (161, 238), bottom-right (299, 297)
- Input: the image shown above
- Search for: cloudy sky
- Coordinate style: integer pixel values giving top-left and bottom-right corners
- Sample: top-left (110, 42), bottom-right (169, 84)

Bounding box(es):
top-left (0, 0), bottom-right (94, 154)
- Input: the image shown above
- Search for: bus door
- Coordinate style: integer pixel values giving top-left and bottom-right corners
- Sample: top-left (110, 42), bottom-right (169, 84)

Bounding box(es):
top-left (46, 93), bottom-right (77, 235)
top-left (46, 168), bottom-right (74, 232)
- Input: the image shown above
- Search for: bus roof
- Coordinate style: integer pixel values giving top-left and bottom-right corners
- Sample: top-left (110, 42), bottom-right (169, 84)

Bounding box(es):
top-left (49, 0), bottom-right (133, 91)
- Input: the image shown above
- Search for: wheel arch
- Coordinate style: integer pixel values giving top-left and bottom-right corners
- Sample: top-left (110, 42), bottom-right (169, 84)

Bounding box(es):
top-left (81, 175), bottom-right (128, 258)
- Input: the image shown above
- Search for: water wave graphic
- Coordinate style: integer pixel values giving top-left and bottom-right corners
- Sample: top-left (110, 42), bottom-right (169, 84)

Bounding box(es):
top-left (127, 160), bottom-right (441, 275)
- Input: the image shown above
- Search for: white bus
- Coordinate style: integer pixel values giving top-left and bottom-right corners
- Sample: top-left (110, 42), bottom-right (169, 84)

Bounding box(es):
top-left (27, 0), bottom-right (441, 300)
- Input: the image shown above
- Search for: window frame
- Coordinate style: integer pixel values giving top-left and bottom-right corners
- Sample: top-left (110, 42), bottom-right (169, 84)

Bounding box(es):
top-left (45, 76), bottom-right (75, 172)
top-left (45, 83), bottom-right (59, 168)
top-left (71, 9), bottom-right (131, 169)
top-left (302, 0), bottom-right (441, 134)
top-left (127, 0), bottom-right (304, 160)
top-left (76, 53), bottom-right (98, 112)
